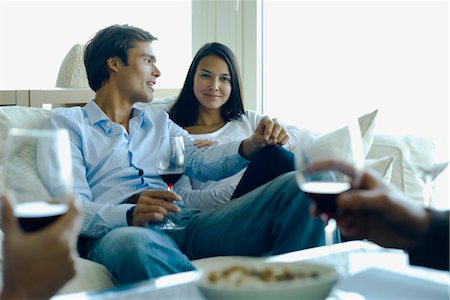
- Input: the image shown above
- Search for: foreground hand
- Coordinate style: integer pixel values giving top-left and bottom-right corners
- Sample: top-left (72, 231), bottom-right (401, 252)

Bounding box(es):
top-left (1, 195), bottom-right (81, 300)
top-left (130, 190), bottom-right (182, 226)
top-left (194, 139), bottom-right (218, 148)
top-left (305, 160), bottom-right (430, 250)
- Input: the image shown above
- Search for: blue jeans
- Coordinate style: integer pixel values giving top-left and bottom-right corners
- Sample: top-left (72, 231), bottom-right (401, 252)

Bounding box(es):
top-left (83, 172), bottom-right (325, 284)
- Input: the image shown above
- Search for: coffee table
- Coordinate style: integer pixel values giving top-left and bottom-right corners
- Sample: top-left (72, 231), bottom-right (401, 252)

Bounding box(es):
top-left (53, 241), bottom-right (449, 300)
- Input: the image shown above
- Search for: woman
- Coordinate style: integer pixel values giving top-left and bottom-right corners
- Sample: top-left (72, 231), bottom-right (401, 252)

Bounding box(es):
top-left (170, 42), bottom-right (315, 209)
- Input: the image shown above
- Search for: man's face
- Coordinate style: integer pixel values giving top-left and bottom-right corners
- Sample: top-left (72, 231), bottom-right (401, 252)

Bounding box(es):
top-left (116, 41), bottom-right (161, 103)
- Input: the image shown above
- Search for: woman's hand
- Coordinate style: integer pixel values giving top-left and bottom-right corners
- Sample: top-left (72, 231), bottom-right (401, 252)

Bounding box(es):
top-left (253, 116), bottom-right (289, 146)
top-left (194, 139), bottom-right (218, 148)
top-left (240, 116), bottom-right (290, 159)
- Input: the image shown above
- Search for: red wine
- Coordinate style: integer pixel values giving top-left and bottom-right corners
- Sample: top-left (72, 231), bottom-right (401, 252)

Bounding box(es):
top-left (14, 202), bottom-right (69, 232)
top-left (300, 181), bottom-right (350, 218)
top-left (159, 172), bottom-right (183, 189)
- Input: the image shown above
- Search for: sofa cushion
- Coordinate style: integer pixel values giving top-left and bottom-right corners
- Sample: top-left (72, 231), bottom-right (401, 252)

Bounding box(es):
top-left (366, 155), bottom-right (395, 183)
top-left (299, 121), bottom-right (365, 170)
top-left (0, 230), bottom-right (115, 295)
top-left (57, 256), bottom-right (116, 295)
top-left (366, 134), bottom-right (434, 202)
top-left (0, 97), bottom-right (176, 160)
top-left (358, 109), bottom-right (378, 156)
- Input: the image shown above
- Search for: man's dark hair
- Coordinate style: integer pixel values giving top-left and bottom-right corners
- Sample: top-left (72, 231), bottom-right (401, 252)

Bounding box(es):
top-left (84, 24), bottom-right (157, 91)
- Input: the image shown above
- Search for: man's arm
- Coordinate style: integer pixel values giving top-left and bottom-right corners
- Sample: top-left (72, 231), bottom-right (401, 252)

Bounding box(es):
top-left (408, 210), bottom-right (449, 270)
top-left (306, 160), bottom-right (449, 270)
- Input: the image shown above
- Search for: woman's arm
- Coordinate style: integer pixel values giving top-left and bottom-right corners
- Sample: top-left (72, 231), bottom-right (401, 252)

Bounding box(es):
top-left (245, 110), bottom-right (315, 152)
top-left (173, 175), bottom-right (236, 209)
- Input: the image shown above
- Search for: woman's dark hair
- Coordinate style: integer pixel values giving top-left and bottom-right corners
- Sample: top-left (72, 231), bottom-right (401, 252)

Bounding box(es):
top-left (84, 24), bottom-right (157, 92)
top-left (170, 42), bottom-right (245, 127)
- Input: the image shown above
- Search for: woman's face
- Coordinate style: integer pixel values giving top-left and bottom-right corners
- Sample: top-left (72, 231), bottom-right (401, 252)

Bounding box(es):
top-left (193, 55), bottom-right (232, 111)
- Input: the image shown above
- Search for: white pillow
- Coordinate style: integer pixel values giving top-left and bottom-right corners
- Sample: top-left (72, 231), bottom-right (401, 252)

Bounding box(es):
top-left (298, 120), bottom-right (365, 170)
top-left (366, 155), bottom-right (395, 183)
top-left (133, 96), bottom-right (177, 112)
top-left (0, 106), bottom-right (55, 160)
top-left (358, 109), bottom-right (378, 156)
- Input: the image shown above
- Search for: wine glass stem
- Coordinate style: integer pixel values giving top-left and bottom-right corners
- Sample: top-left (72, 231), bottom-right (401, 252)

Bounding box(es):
top-left (164, 186), bottom-right (177, 228)
top-left (422, 175), bottom-right (433, 208)
top-left (325, 218), bottom-right (338, 246)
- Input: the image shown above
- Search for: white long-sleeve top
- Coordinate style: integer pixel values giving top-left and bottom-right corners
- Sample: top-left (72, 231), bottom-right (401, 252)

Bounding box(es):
top-left (173, 110), bottom-right (315, 209)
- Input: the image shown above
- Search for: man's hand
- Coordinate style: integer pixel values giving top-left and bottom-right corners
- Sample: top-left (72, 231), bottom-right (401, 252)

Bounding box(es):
top-left (1, 195), bottom-right (81, 300)
top-left (128, 190), bottom-right (182, 226)
top-left (239, 117), bottom-right (289, 159)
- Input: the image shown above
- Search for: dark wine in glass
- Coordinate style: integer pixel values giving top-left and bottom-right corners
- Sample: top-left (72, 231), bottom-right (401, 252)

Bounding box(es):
top-left (16, 201), bottom-right (69, 232)
top-left (159, 172), bottom-right (184, 191)
top-left (300, 181), bottom-right (351, 220)
top-left (156, 136), bottom-right (186, 230)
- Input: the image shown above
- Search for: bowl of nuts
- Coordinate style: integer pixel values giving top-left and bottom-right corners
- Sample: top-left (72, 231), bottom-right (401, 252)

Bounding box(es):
top-left (195, 257), bottom-right (339, 300)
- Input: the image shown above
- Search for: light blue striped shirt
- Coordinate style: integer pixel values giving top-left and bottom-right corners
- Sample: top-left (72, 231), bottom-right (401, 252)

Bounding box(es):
top-left (43, 100), bottom-right (248, 238)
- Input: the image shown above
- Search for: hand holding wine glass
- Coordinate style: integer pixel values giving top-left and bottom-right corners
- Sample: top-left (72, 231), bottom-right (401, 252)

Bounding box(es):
top-left (1, 128), bottom-right (73, 233)
top-left (295, 121), bottom-right (364, 245)
top-left (155, 135), bottom-right (186, 230)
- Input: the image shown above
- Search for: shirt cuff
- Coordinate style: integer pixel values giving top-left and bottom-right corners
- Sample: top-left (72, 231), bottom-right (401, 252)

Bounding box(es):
top-left (108, 203), bottom-right (135, 228)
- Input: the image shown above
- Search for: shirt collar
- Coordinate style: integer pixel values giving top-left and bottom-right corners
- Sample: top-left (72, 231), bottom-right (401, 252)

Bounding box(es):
top-left (84, 100), bottom-right (110, 125)
top-left (132, 105), bottom-right (152, 130)
top-left (84, 100), bottom-right (152, 134)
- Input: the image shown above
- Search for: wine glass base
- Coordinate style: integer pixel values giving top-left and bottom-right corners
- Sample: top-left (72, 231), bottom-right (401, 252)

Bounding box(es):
top-left (155, 217), bottom-right (185, 231)
top-left (155, 224), bottom-right (186, 231)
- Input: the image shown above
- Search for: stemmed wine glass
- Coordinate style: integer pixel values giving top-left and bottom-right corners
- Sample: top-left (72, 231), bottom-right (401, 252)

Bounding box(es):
top-left (1, 128), bottom-right (73, 232)
top-left (155, 135), bottom-right (186, 231)
top-left (402, 135), bottom-right (449, 208)
top-left (295, 121), bottom-right (364, 245)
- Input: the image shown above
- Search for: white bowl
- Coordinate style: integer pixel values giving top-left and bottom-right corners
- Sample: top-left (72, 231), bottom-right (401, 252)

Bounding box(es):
top-left (195, 257), bottom-right (340, 300)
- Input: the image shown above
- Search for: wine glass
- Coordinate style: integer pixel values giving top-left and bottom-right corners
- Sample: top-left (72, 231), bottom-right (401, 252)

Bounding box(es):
top-left (402, 135), bottom-right (449, 208)
top-left (295, 121), bottom-right (364, 245)
top-left (155, 135), bottom-right (186, 231)
top-left (1, 128), bottom-right (73, 232)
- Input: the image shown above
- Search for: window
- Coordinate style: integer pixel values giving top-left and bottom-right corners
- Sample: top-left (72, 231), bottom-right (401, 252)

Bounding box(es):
top-left (0, 0), bottom-right (192, 90)
top-left (262, 1), bottom-right (448, 207)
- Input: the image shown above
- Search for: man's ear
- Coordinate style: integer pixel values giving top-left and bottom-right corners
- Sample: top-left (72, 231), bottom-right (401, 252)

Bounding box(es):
top-left (107, 57), bottom-right (121, 73)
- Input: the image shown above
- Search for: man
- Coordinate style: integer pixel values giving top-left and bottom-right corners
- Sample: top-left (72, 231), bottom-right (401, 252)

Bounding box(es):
top-left (306, 160), bottom-right (449, 271)
top-left (44, 24), bottom-right (324, 284)
top-left (0, 196), bottom-right (81, 299)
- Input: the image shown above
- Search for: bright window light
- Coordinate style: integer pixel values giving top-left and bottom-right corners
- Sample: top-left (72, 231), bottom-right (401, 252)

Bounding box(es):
top-left (262, 1), bottom-right (448, 208)
top-left (0, 0), bottom-right (192, 90)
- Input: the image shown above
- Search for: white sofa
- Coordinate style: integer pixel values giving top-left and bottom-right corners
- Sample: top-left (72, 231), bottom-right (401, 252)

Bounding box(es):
top-left (0, 99), bottom-right (432, 295)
